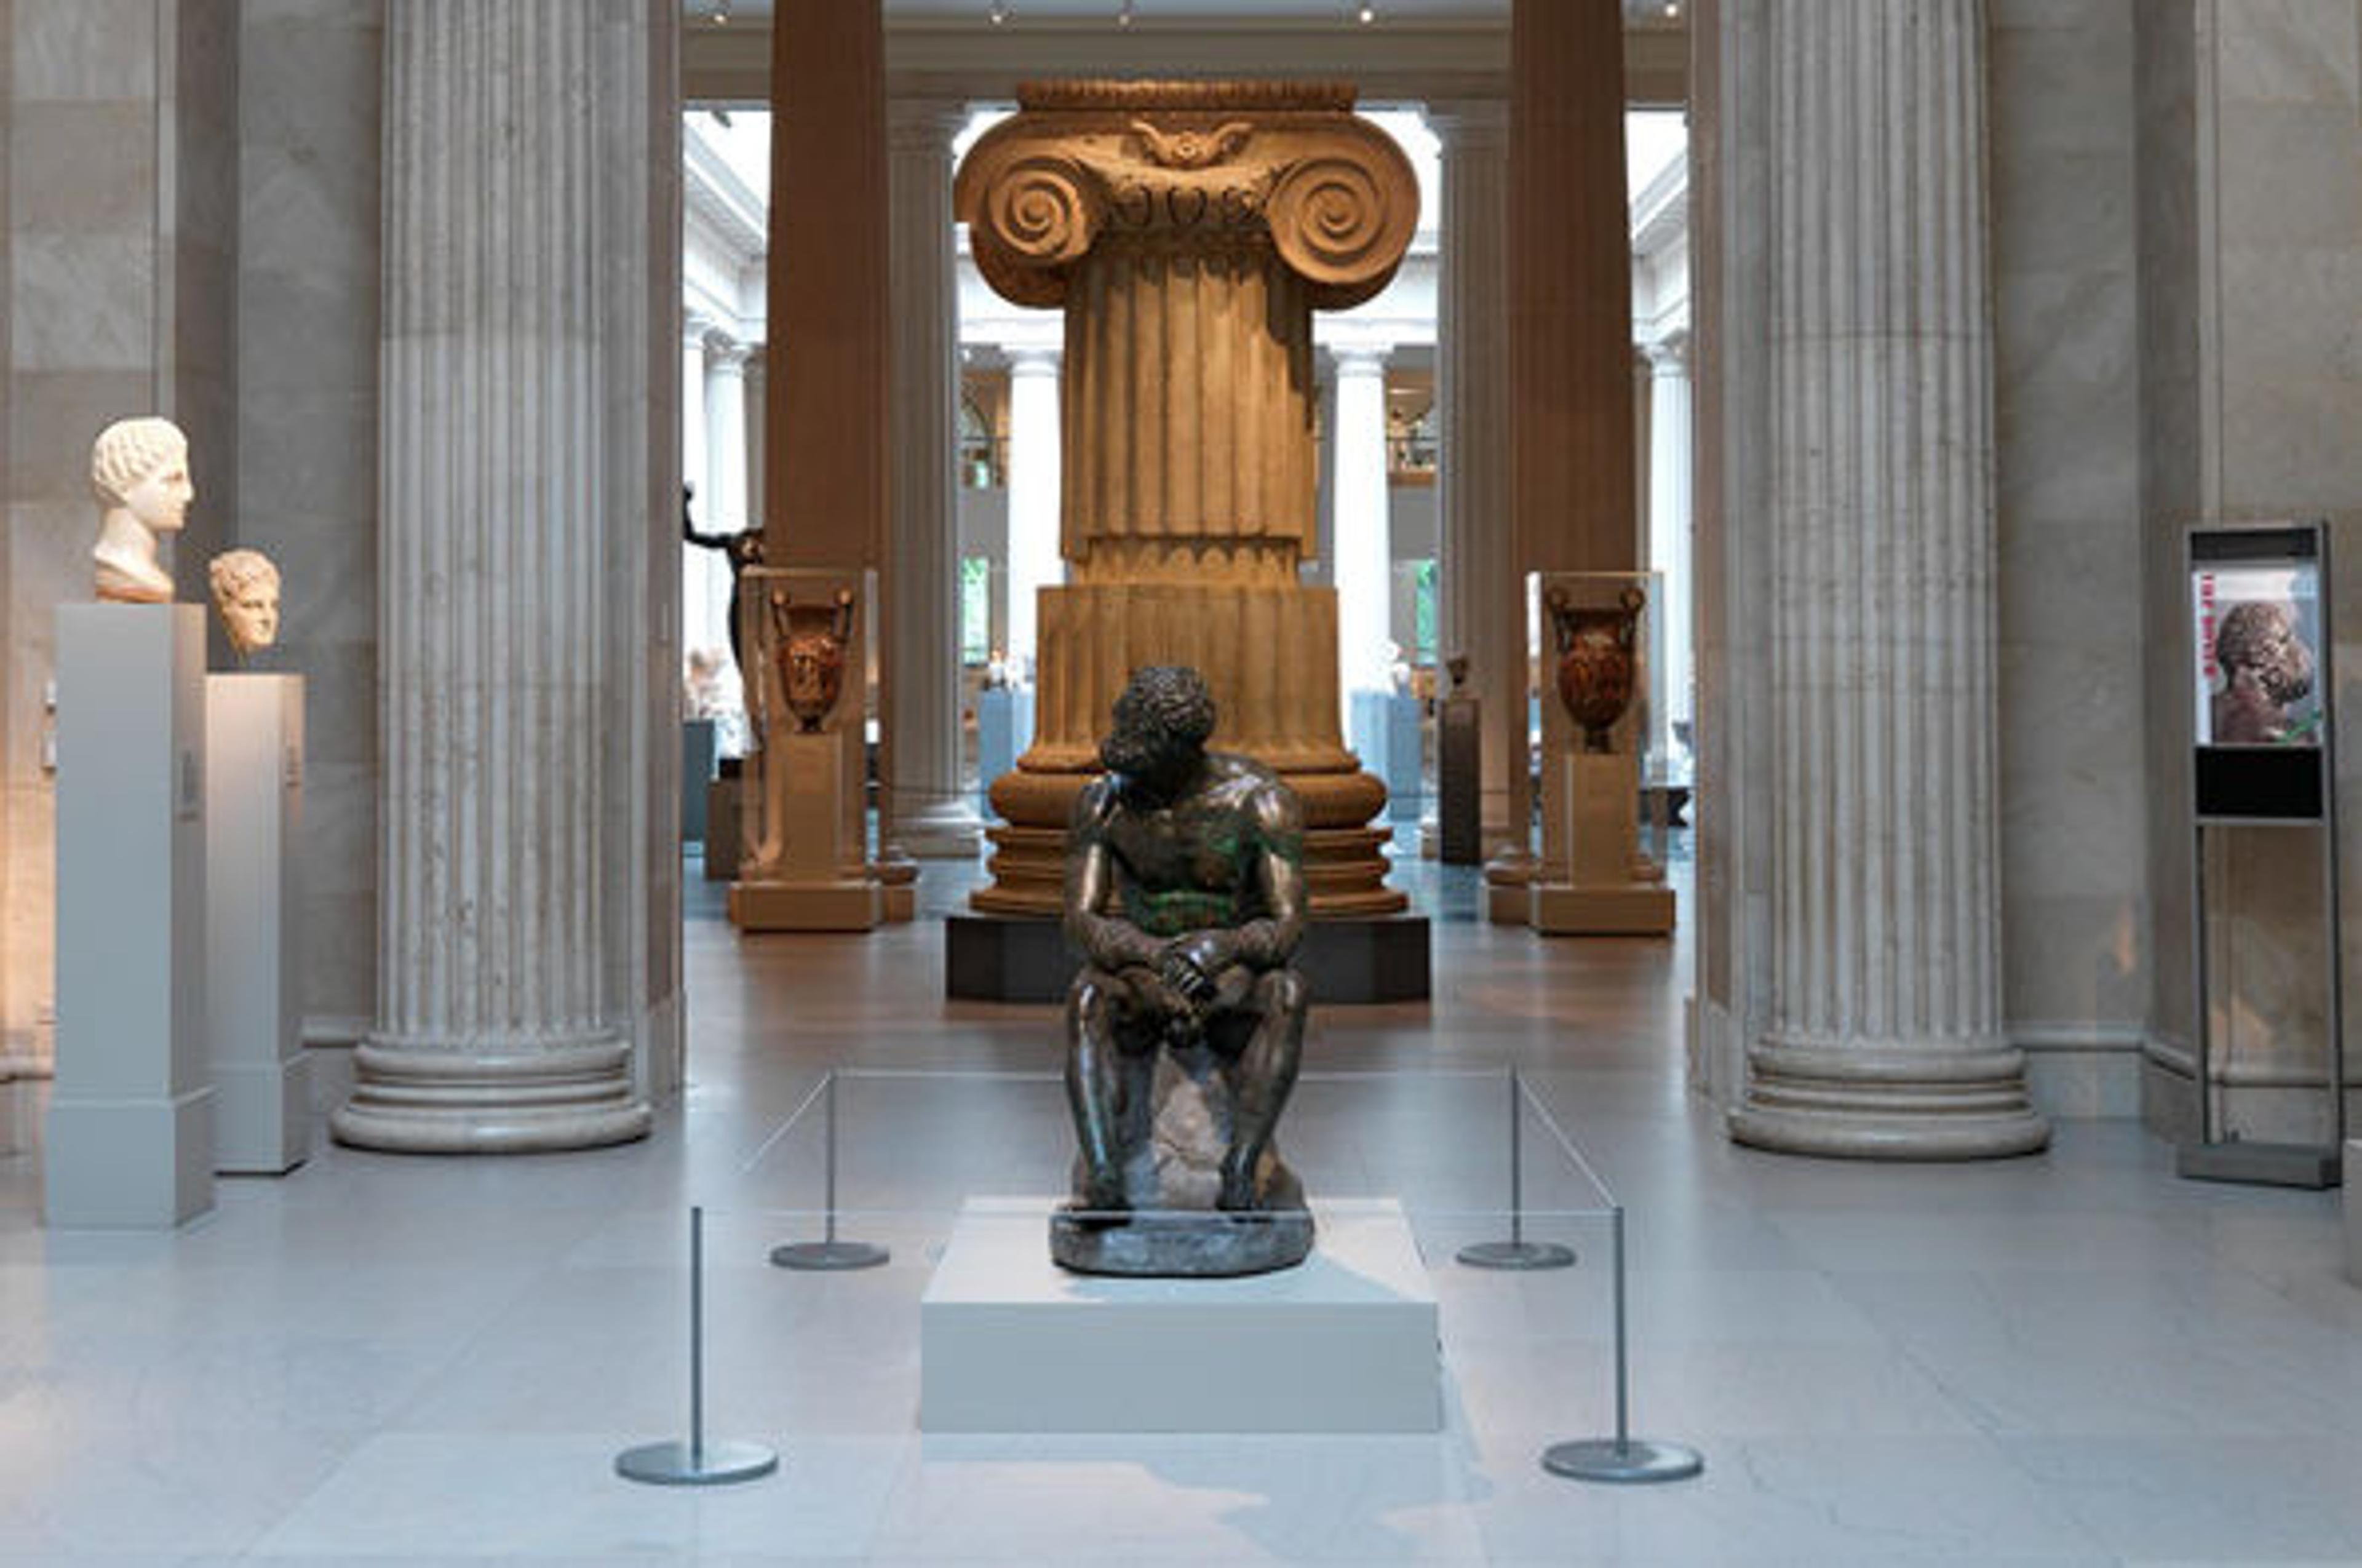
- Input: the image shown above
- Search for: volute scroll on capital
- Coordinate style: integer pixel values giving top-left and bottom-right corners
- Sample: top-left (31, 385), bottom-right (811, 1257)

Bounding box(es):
top-left (953, 81), bottom-right (1420, 312)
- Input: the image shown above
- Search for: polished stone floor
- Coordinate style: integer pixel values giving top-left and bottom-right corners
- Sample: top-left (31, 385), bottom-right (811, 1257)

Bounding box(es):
top-left (1, 851), bottom-right (2358, 1565)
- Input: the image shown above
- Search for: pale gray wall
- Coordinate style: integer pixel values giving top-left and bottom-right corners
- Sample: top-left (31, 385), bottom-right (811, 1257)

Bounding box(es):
top-left (235, 0), bottom-right (383, 1046)
top-left (3, 0), bottom-right (239, 1069)
top-left (1989, 0), bottom-right (2150, 1114)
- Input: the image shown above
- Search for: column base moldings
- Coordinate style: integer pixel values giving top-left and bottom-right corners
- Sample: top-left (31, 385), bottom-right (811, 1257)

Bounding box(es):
top-left (332, 1038), bottom-right (651, 1154)
top-left (1529, 882), bottom-right (1676, 936)
top-left (729, 878), bottom-right (884, 933)
top-left (1728, 1040), bottom-right (2050, 1161)
top-left (889, 796), bottom-right (987, 859)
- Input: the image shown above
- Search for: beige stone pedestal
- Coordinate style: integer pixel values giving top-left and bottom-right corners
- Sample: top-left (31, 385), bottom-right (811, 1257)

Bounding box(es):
top-left (954, 81), bottom-right (1420, 918)
top-left (730, 567), bottom-right (882, 933)
top-left (1530, 750), bottom-right (1674, 935)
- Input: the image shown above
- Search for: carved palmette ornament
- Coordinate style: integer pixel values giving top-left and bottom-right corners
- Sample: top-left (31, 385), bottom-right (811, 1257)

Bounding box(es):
top-left (1546, 584), bottom-right (1647, 754)
top-left (768, 587), bottom-right (856, 734)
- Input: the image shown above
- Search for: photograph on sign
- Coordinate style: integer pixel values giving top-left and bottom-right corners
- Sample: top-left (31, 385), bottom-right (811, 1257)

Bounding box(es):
top-left (2191, 562), bottom-right (2322, 747)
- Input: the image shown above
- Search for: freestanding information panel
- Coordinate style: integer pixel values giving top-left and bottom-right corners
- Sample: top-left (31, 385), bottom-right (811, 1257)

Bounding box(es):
top-left (205, 672), bottom-right (311, 1174)
top-left (49, 603), bottom-right (215, 1227)
top-left (2181, 521), bottom-right (2344, 1189)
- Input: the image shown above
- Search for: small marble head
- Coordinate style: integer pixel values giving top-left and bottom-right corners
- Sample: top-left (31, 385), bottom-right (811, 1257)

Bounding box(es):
top-left (89, 416), bottom-right (194, 603)
top-left (208, 548), bottom-right (282, 658)
top-left (92, 417), bottom-right (193, 528)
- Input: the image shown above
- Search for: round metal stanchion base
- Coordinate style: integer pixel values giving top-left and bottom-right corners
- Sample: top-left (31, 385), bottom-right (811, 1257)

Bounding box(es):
top-left (1542, 1438), bottom-right (1704, 1484)
top-left (614, 1439), bottom-right (779, 1487)
top-left (769, 1240), bottom-right (890, 1272)
top-left (1457, 1239), bottom-right (1577, 1271)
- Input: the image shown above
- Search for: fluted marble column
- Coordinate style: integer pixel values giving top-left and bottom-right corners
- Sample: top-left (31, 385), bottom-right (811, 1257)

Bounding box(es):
top-left (1727, 1), bottom-right (2046, 1160)
top-left (683, 315), bottom-right (725, 660)
top-left (1428, 101), bottom-right (1519, 858)
top-left (1330, 343), bottom-right (1395, 718)
top-left (886, 99), bottom-right (985, 857)
top-left (1647, 335), bottom-right (1692, 765)
top-left (1005, 347), bottom-right (1064, 691)
top-left (338, 0), bottom-right (675, 1152)
top-left (705, 338), bottom-right (750, 531)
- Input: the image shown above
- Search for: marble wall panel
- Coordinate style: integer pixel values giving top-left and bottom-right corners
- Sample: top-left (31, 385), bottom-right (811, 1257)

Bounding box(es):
top-left (1, 0), bottom-right (13, 1067)
top-left (2134, 0), bottom-right (2204, 1118)
top-left (2138, 0), bottom-right (2362, 1138)
top-left (234, 0), bottom-right (381, 1040)
top-left (3, 0), bottom-right (177, 1067)
top-left (1989, 0), bottom-right (2151, 1112)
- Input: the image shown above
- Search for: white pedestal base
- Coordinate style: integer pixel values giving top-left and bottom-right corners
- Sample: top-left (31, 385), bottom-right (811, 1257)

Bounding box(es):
top-left (205, 674), bottom-right (311, 1174)
top-left (48, 604), bottom-right (214, 1227)
top-left (921, 1196), bottom-right (1440, 1433)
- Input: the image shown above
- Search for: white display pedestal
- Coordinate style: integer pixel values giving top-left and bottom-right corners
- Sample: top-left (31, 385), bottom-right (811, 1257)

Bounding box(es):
top-left (922, 1197), bottom-right (1440, 1433)
top-left (48, 604), bottom-right (214, 1227)
top-left (205, 672), bottom-right (311, 1174)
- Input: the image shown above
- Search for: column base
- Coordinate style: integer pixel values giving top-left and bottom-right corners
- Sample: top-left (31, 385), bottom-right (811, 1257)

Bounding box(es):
top-left (1728, 1040), bottom-right (2051, 1161)
top-left (1529, 881), bottom-right (1676, 936)
top-left (332, 1038), bottom-right (651, 1153)
top-left (730, 878), bottom-right (884, 931)
top-left (1482, 848), bottom-right (1537, 925)
top-left (891, 795), bottom-right (985, 859)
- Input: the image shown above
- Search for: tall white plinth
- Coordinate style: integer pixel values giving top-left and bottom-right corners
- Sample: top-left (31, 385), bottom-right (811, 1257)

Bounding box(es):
top-left (49, 604), bottom-right (214, 1227)
top-left (205, 673), bottom-right (311, 1174)
top-left (923, 1198), bottom-right (1440, 1433)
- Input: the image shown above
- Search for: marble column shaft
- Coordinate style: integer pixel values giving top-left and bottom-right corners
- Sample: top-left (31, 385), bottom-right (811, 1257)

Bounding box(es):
top-left (1511, 0), bottom-right (1636, 573)
top-left (1728, 0), bottom-right (2046, 1160)
top-left (1005, 349), bottom-right (1064, 687)
top-left (340, 0), bottom-right (672, 1152)
top-left (1330, 344), bottom-right (1394, 710)
top-left (1647, 336), bottom-right (1693, 759)
top-left (766, 0), bottom-right (888, 573)
top-left (1430, 101), bottom-right (1520, 853)
top-left (886, 99), bottom-right (984, 856)
top-left (704, 338), bottom-right (750, 531)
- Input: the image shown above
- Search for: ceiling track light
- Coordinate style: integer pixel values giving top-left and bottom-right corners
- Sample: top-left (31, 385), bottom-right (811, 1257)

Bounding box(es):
top-left (708, 0), bottom-right (730, 25)
top-left (1357, 2), bottom-right (1377, 23)
top-left (988, 1), bottom-right (1009, 23)
top-left (1117, 0), bottom-right (1135, 27)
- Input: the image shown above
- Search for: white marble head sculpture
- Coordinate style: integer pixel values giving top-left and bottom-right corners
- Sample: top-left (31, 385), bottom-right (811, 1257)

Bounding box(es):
top-left (208, 548), bottom-right (282, 659)
top-left (89, 416), bottom-right (194, 603)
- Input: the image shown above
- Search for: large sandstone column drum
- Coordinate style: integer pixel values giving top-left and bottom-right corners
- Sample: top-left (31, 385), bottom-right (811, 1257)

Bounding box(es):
top-left (954, 81), bottom-right (1418, 917)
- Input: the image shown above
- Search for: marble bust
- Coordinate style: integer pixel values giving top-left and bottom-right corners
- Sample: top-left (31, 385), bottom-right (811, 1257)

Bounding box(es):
top-left (89, 416), bottom-right (194, 603)
top-left (207, 549), bottom-right (282, 660)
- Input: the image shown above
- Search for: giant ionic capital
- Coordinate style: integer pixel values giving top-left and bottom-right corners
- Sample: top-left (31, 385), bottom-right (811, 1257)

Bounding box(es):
top-left (953, 81), bottom-right (1420, 918)
top-left (958, 81), bottom-right (1418, 314)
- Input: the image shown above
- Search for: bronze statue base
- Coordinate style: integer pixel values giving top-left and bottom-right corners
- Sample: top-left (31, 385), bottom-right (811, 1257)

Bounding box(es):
top-left (1050, 1203), bottom-right (1316, 1278)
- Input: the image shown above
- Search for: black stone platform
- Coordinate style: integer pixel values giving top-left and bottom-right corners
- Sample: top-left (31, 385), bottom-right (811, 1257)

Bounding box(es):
top-left (945, 912), bottom-right (1432, 1003)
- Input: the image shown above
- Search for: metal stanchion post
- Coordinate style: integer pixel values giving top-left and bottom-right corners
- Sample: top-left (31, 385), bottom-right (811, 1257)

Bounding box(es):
top-left (616, 1206), bottom-right (780, 1486)
top-left (1458, 1067), bottom-right (1577, 1270)
top-left (1542, 1205), bottom-right (1702, 1484)
top-left (771, 1072), bottom-right (890, 1271)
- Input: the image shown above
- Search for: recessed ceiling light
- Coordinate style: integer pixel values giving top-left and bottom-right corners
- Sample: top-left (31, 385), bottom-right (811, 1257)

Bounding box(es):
top-left (988, 1), bottom-right (1009, 22)
top-left (709, 0), bottom-right (730, 24)
top-left (1117, 1), bottom-right (1135, 26)
top-left (1358, 2), bottom-right (1377, 22)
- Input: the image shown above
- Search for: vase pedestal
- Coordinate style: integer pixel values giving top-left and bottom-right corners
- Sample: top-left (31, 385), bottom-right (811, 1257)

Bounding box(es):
top-left (1529, 749), bottom-right (1674, 936)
